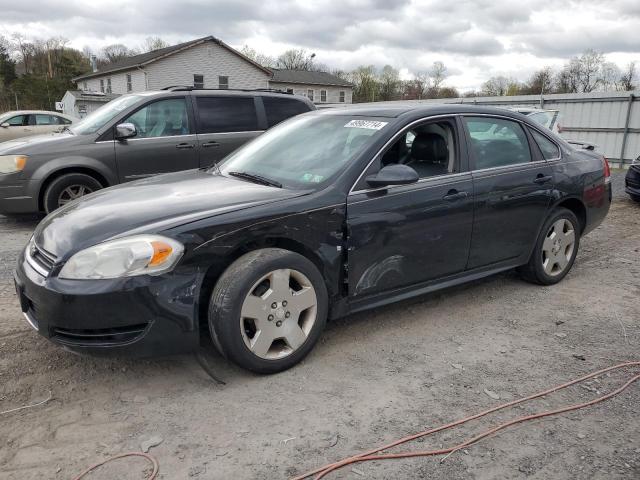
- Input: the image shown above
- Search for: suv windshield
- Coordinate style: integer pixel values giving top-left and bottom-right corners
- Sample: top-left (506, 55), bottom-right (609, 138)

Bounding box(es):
top-left (71, 94), bottom-right (147, 135)
top-left (219, 114), bottom-right (390, 189)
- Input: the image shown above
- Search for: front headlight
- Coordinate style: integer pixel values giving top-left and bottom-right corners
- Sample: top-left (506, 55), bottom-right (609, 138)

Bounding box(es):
top-left (0, 155), bottom-right (28, 174)
top-left (632, 156), bottom-right (640, 166)
top-left (58, 235), bottom-right (184, 280)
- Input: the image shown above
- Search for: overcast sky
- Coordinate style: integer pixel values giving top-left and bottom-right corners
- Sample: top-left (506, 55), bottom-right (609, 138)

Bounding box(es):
top-left (1, 0), bottom-right (639, 90)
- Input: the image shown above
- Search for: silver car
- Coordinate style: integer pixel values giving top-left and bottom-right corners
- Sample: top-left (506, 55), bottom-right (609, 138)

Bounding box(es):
top-left (0, 110), bottom-right (76, 142)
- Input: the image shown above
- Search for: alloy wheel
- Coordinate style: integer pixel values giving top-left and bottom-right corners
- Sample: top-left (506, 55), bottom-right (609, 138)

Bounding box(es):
top-left (58, 184), bottom-right (93, 207)
top-left (541, 218), bottom-right (576, 277)
top-left (239, 268), bottom-right (318, 360)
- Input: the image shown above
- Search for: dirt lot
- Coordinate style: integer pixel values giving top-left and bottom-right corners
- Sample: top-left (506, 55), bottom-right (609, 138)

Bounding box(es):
top-left (1, 171), bottom-right (638, 480)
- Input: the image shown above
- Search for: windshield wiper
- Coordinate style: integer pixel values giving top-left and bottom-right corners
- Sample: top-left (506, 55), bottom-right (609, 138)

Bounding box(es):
top-left (228, 171), bottom-right (282, 188)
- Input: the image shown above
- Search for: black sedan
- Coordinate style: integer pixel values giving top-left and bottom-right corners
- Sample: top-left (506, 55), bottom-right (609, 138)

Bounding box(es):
top-left (14, 104), bottom-right (611, 373)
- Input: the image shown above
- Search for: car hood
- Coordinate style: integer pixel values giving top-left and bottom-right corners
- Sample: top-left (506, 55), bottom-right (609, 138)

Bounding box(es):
top-left (0, 132), bottom-right (76, 154)
top-left (34, 169), bottom-right (303, 258)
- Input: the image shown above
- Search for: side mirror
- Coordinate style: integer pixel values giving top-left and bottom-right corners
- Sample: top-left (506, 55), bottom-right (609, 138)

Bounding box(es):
top-left (0, 122), bottom-right (9, 128)
top-left (115, 122), bottom-right (137, 140)
top-left (365, 164), bottom-right (419, 188)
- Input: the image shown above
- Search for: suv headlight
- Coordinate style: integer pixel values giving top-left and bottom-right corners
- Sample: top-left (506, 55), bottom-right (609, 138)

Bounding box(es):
top-left (0, 155), bottom-right (28, 174)
top-left (58, 235), bottom-right (184, 280)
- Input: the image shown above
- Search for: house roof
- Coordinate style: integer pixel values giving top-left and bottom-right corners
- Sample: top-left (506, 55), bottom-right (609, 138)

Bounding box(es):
top-left (270, 69), bottom-right (353, 88)
top-left (73, 36), bottom-right (272, 81)
top-left (65, 90), bottom-right (121, 102)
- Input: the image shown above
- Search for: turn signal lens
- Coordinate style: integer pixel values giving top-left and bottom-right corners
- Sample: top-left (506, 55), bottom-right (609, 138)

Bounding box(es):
top-left (149, 241), bottom-right (173, 266)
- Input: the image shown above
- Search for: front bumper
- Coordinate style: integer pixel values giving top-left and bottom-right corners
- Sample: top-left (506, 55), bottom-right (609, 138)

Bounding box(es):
top-left (0, 179), bottom-right (40, 214)
top-left (625, 166), bottom-right (640, 197)
top-left (14, 251), bottom-right (202, 357)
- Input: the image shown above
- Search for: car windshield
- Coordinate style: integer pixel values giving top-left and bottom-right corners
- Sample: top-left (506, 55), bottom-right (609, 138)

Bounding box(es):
top-left (70, 94), bottom-right (146, 135)
top-left (218, 114), bottom-right (391, 189)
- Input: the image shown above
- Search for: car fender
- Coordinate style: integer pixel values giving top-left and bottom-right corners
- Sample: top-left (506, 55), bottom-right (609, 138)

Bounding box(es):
top-left (31, 155), bottom-right (118, 186)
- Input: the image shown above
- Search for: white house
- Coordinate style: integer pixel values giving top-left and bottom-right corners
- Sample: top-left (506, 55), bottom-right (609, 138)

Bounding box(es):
top-left (269, 69), bottom-right (353, 105)
top-left (69, 36), bottom-right (353, 116)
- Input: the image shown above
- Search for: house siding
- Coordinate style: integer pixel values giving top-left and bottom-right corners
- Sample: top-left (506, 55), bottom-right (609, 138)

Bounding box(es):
top-left (82, 69), bottom-right (146, 94)
top-left (269, 82), bottom-right (353, 104)
top-left (145, 42), bottom-right (270, 90)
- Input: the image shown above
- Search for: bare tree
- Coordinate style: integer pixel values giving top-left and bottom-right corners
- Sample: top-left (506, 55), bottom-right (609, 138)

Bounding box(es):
top-left (378, 65), bottom-right (401, 100)
top-left (141, 37), bottom-right (169, 53)
top-left (276, 49), bottom-right (317, 70)
top-left (481, 76), bottom-right (512, 96)
top-left (240, 45), bottom-right (276, 68)
top-left (618, 61), bottom-right (636, 91)
top-left (351, 65), bottom-right (379, 102)
top-left (101, 44), bottom-right (137, 64)
top-left (429, 61), bottom-right (447, 90)
top-left (578, 49), bottom-right (605, 92)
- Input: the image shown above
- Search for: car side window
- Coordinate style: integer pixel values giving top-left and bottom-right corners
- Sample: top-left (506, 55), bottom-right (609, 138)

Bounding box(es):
top-left (196, 96), bottom-right (258, 133)
top-left (124, 98), bottom-right (190, 139)
top-left (6, 115), bottom-right (27, 126)
top-left (263, 97), bottom-right (311, 127)
top-left (35, 114), bottom-right (56, 125)
top-left (354, 119), bottom-right (458, 190)
top-left (464, 117), bottom-right (532, 169)
top-left (530, 129), bottom-right (560, 160)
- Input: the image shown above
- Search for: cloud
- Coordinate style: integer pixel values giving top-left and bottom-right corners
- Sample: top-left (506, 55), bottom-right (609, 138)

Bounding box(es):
top-left (1, 0), bottom-right (639, 90)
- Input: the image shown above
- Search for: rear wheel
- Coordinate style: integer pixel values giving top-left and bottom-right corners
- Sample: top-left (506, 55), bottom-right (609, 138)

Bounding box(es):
top-left (519, 208), bottom-right (580, 285)
top-left (43, 173), bottom-right (102, 213)
top-left (208, 248), bottom-right (328, 374)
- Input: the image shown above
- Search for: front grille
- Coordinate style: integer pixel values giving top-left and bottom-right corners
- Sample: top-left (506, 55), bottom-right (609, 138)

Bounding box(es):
top-left (26, 243), bottom-right (57, 277)
top-left (51, 323), bottom-right (149, 346)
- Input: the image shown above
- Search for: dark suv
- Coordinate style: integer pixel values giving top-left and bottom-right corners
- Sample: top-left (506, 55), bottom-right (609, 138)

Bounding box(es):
top-left (0, 88), bottom-right (315, 214)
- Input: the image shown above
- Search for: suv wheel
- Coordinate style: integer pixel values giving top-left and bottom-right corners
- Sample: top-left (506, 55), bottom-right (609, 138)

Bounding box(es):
top-left (208, 248), bottom-right (328, 374)
top-left (43, 173), bottom-right (102, 213)
top-left (519, 208), bottom-right (580, 285)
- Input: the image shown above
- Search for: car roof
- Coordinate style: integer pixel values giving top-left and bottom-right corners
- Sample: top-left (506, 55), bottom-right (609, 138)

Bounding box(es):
top-left (0, 110), bottom-right (72, 116)
top-left (314, 102), bottom-right (532, 119)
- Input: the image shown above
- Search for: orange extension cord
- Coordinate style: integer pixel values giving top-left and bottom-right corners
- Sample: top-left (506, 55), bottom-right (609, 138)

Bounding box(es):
top-left (291, 361), bottom-right (640, 480)
top-left (71, 452), bottom-right (159, 480)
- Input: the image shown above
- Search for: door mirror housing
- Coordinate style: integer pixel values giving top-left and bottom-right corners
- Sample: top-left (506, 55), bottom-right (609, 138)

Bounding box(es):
top-left (115, 123), bottom-right (137, 140)
top-left (0, 122), bottom-right (9, 128)
top-left (365, 164), bottom-right (419, 188)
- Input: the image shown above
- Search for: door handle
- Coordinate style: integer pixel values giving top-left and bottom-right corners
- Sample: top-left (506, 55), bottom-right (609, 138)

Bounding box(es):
top-left (175, 142), bottom-right (195, 149)
top-left (443, 189), bottom-right (468, 201)
top-left (201, 141), bottom-right (220, 148)
top-left (534, 174), bottom-right (553, 184)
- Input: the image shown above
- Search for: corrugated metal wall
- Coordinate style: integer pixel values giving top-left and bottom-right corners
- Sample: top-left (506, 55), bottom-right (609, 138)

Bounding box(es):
top-left (380, 91), bottom-right (640, 166)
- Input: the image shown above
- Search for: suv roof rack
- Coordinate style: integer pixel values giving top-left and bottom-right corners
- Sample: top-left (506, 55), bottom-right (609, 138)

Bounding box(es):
top-left (161, 86), bottom-right (292, 94)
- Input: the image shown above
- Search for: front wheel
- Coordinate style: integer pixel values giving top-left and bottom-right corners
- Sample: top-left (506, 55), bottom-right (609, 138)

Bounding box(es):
top-left (518, 208), bottom-right (580, 285)
top-left (208, 248), bottom-right (328, 374)
top-left (42, 173), bottom-right (102, 213)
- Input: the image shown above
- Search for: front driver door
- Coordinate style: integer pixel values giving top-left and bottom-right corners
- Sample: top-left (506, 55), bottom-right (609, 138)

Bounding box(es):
top-left (347, 116), bottom-right (473, 299)
top-left (114, 97), bottom-right (199, 182)
top-left (0, 114), bottom-right (33, 141)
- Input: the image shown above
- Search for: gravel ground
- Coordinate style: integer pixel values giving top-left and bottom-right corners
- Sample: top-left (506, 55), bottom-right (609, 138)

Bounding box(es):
top-left (0, 171), bottom-right (638, 480)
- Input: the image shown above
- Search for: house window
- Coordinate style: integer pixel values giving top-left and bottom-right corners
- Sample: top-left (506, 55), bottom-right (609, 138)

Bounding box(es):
top-left (218, 76), bottom-right (229, 89)
top-left (307, 89), bottom-right (314, 101)
top-left (194, 74), bottom-right (204, 89)
top-left (106, 78), bottom-right (112, 94)
top-left (339, 91), bottom-right (345, 102)
top-left (286, 88), bottom-right (294, 94)
top-left (100, 79), bottom-right (104, 93)
top-left (320, 90), bottom-right (327, 102)
top-left (126, 74), bottom-right (132, 92)
top-left (83, 81), bottom-right (88, 91)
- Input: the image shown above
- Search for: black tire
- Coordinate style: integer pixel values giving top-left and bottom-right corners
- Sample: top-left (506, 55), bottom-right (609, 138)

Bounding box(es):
top-left (208, 248), bottom-right (328, 374)
top-left (43, 173), bottom-right (103, 214)
top-left (518, 208), bottom-right (581, 285)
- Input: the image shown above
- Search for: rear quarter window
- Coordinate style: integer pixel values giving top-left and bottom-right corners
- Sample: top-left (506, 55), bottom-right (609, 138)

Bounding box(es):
top-left (263, 97), bottom-right (312, 128)
top-left (196, 96), bottom-right (258, 133)
top-left (530, 129), bottom-right (560, 160)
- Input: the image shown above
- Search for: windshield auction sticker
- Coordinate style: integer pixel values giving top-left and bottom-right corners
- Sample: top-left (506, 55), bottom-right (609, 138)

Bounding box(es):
top-left (344, 120), bottom-right (388, 130)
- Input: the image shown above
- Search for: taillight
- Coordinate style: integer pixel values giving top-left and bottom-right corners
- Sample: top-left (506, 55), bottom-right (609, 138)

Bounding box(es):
top-left (603, 156), bottom-right (611, 183)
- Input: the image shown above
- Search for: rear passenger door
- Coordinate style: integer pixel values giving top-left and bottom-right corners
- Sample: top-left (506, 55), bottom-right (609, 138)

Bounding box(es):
top-left (193, 96), bottom-right (263, 169)
top-left (463, 116), bottom-right (555, 269)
